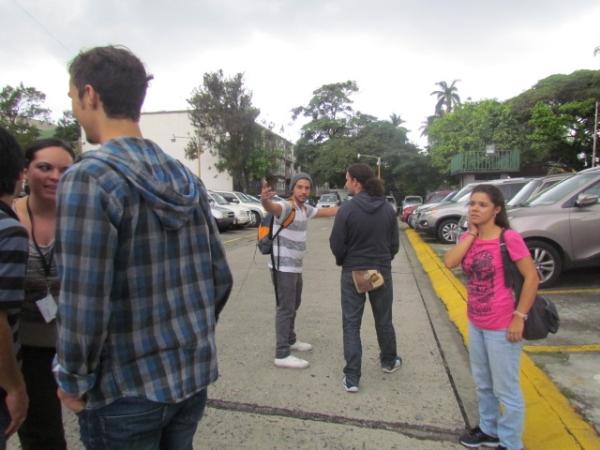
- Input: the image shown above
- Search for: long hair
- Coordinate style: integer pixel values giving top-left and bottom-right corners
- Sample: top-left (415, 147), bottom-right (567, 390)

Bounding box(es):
top-left (347, 163), bottom-right (384, 197)
top-left (471, 184), bottom-right (510, 229)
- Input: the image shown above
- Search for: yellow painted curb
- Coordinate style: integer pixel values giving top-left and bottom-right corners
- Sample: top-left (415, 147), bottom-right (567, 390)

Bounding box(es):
top-left (524, 345), bottom-right (600, 354)
top-left (405, 229), bottom-right (600, 450)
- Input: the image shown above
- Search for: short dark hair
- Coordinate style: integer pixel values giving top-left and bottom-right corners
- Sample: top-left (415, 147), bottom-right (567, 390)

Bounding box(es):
top-left (347, 163), bottom-right (385, 197)
top-left (471, 184), bottom-right (510, 229)
top-left (0, 127), bottom-right (25, 196)
top-left (69, 45), bottom-right (152, 121)
top-left (25, 138), bottom-right (75, 166)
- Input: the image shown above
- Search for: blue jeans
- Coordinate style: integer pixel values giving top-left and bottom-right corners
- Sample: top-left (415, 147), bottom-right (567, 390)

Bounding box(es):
top-left (77, 389), bottom-right (207, 450)
top-left (469, 322), bottom-right (524, 450)
top-left (341, 269), bottom-right (397, 385)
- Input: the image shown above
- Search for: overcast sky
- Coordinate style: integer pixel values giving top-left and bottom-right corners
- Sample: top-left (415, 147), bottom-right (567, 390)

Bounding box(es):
top-left (2, 0), bottom-right (599, 146)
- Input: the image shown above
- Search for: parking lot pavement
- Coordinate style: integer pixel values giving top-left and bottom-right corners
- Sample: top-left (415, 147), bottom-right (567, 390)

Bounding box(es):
top-left (405, 225), bottom-right (600, 449)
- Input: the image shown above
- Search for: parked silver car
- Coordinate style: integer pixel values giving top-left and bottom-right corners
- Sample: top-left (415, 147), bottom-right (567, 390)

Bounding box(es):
top-left (506, 173), bottom-right (574, 209)
top-left (208, 191), bottom-right (252, 227)
top-left (216, 190), bottom-right (267, 227)
top-left (418, 178), bottom-right (530, 244)
top-left (508, 167), bottom-right (600, 288)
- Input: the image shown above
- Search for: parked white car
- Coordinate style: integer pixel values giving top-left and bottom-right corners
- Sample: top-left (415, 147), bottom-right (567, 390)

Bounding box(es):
top-left (208, 191), bottom-right (252, 227)
top-left (216, 191), bottom-right (266, 227)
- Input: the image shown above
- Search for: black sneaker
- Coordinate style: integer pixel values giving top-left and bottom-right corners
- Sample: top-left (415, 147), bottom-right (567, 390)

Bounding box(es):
top-left (342, 376), bottom-right (359, 393)
top-left (459, 426), bottom-right (500, 448)
top-left (382, 356), bottom-right (403, 373)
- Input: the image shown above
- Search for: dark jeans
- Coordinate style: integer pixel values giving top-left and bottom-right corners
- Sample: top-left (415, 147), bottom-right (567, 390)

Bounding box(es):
top-left (271, 270), bottom-right (302, 358)
top-left (77, 389), bottom-right (207, 450)
top-left (18, 345), bottom-right (66, 450)
top-left (341, 269), bottom-right (398, 385)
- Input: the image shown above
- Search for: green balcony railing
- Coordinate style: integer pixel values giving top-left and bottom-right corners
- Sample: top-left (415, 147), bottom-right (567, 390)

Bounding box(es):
top-left (450, 150), bottom-right (520, 175)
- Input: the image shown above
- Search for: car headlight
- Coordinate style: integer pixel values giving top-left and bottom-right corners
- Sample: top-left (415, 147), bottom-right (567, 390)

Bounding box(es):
top-left (213, 210), bottom-right (224, 219)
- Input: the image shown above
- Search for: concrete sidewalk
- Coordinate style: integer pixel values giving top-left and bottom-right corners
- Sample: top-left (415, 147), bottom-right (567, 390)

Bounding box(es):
top-left (7, 218), bottom-right (474, 450)
top-left (196, 218), bottom-right (474, 449)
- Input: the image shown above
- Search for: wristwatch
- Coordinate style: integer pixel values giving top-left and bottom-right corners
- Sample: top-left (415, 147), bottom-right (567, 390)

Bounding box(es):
top-left (513, 310), bottom-right (528, 320)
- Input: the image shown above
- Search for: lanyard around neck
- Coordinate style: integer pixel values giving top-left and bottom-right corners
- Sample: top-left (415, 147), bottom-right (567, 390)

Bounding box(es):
top-left (26, 197), bottom-right (54, 278)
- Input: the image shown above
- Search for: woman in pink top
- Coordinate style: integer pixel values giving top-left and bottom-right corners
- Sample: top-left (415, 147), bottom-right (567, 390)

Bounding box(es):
top-left (445, 184), bottom-right (538, 450)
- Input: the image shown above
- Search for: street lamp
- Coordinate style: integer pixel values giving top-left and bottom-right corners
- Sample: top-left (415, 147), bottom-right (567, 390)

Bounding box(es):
top-left (357, 153), bottom-right (382, 179)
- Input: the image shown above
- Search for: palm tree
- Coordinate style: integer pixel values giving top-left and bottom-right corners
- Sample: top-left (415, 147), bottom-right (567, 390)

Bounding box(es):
top-left (389, 113), bottom-right (405, 127)
top-left (430, 80), bottom-right (461, 115)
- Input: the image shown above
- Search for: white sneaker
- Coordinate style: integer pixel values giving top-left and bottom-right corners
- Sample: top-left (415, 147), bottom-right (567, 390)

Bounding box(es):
top-left (290, 341), bottom-right (313, 352)
top-left (274, 355), bottom-right (310, 369)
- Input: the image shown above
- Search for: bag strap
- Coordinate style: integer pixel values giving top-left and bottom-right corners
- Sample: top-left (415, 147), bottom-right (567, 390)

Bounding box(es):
top-left (499, 229), bottom-right (524, 307)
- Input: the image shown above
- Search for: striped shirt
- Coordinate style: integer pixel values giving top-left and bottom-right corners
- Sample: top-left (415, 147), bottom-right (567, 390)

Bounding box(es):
top-left (53, 137), bottom-right (233, 409)
top-left (269, 201), bottom-right (317, 273)
top-left (0, 201), bottom-right (28, 370)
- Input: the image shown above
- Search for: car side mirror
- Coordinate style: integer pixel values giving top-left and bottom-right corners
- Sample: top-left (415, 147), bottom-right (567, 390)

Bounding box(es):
top-left (575, 193), bottom-right (599, 207)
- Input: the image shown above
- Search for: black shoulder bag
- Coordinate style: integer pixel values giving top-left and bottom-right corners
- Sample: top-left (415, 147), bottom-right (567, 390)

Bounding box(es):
top-left (499, 230), bottom-right (560, 340)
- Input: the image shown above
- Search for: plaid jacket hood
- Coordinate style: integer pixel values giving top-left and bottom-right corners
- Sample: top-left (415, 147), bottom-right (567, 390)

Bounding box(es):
top-left (81, 137), bottom-right (200, 230)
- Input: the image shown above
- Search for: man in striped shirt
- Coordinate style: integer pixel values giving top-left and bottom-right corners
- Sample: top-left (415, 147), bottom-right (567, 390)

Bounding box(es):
top-left (0, 127), bottom-right (29, 450)
top-left (54, 46), bottom-right (232, 450)
top-left (261, 173), bottom-right (338, 369)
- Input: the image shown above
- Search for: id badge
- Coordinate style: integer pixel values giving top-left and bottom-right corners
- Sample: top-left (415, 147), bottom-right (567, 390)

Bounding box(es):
top-left (36, 294), bottom-right (58, 323)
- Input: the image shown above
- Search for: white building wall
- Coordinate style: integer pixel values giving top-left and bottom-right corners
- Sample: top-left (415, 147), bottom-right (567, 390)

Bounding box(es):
top-left (81, 110), bottom-right (233, 191)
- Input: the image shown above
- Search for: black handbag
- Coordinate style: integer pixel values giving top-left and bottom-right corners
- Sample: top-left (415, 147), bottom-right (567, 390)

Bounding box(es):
top-left (499, 230), bottom-right (559, 340)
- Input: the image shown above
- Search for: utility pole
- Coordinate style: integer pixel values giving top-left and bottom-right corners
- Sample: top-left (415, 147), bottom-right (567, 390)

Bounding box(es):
top-left (593, 101), bottom-right (599, 168)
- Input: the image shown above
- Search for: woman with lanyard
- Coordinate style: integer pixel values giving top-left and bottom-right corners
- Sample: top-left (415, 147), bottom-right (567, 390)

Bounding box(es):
top-left (14, 138), bottom-right (74, 450)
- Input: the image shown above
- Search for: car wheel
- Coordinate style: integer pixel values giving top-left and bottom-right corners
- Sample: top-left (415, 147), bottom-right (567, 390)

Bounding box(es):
top-left (527, 240), bottom-right (562, 288)
top-left (437, 218), bottom-right (459, 244)
top-left (250, 211), bottom-right (261, 228)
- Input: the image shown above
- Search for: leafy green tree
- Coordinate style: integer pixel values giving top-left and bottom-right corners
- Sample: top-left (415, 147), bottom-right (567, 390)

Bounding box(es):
top-left (53, 111), bottom-right (81, 153)
top-left (428, 100), bottom-right (527, 172)
top-left (509, 70), bottom-right (600, 170)
top-left (0, 83), bottom-right (50, 148)
top-left (292, 81), bottom-right (358, 144)
top-left (292, 81), bottom-right (365, 183)
top-left (187, 70), bottom-right (268, 191)
top-left (431, 80), bottom-right (461, 115)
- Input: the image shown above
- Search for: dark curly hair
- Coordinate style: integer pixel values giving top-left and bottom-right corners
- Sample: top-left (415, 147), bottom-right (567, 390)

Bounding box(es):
top-left (69, 45), bottom-right (153, 121)
top-left (0, 127), bottom-right (25, 196)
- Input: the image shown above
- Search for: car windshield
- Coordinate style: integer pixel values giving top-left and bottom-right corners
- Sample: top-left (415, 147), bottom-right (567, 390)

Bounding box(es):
top-left (320, 194), bottom-right (338, 202)
top-left (507, 180), bottom-right (539, 207)
top-left (403, 196), bottom-right (422, 205)
top-left (239, 192), bottom-right (260, 203)
top-left (449, 184), bottom-right (474, 203)
top-left (210, 192), bottom-right (229, 206)
top-left (526, 172), bottom-right (599, 206)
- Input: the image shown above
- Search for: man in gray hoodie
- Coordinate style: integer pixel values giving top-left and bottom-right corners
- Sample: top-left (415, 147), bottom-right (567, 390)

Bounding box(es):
top-left (54, 46), bottom-right (232, 450)
top-left (329, 163), bottom-right (401, 393)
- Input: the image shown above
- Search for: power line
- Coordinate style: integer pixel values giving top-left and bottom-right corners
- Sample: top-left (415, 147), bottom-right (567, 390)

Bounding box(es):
top-left (11, 0), bottom-right (71, 54)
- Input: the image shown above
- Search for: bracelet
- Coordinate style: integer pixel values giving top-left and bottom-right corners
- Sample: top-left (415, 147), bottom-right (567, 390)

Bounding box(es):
top-left (513, 310), bottom-right (528, 320)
